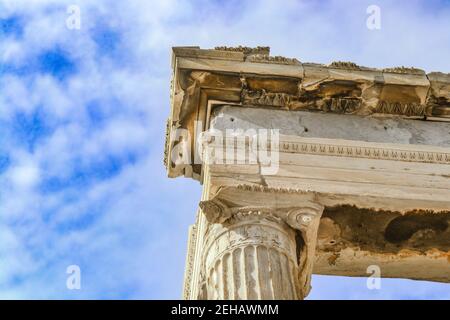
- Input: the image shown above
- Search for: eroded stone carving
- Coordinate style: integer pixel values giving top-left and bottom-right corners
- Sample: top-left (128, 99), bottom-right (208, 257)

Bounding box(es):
top-left (214, 46), bottom-right (270, 56)
top-left (376, 101), bottom-right (430, 117)
top-left (328, 61), bottom-right (362, 70)
top-left (246, 54), bottom-right (301, 65)
top-left (383, 66), bottom-right (425, 75)
top-left (235, 184), bottom-right (310, 194)
top-left (163, 117), bottom-right (171, 168)
top-left (240, 87), bottom-right (436, 118)
top-left (199, 192), bottom-right (324, 300)
top-left (241, 89), bottom-right (296, 108)
top-left (322, 97), bottom-right (362, 113)
top-left (199, 199), bottom-right (232, 224)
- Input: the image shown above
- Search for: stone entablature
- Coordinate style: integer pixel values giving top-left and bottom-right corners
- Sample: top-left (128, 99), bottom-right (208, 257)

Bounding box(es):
top-left (165, 46), bottom-right (450, 179)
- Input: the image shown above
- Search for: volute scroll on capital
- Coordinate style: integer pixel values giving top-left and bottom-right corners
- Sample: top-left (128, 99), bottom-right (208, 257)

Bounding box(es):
top-left (199, 198), bottom-right (324, 232)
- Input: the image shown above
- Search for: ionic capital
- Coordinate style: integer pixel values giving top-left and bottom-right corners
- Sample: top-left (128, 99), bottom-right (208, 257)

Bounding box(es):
top-left (199, 187), bottom-right (325, 299)
top-left (199, 199), bottom-right (324, 233)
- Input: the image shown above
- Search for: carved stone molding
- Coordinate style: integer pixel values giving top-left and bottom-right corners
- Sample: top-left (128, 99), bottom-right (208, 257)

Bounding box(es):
top-left (375, 100), bottom-right (430, 117)
top-left (277, 140), bottom-right (450, 164)
top-left (240, 88), bottom-right (433, 117)
top-left (235, 184), bottom-right (310, 194)
top-left (163, 117), bottom-right (171, 168)
top-left (241, 89), bottom-right (296, 109)
top-left (202, 133), bottom-right (450, 165)
top-left (240, 86), bottom-right (431, 118)
top-left (322, 97), bottom-right (362, 114)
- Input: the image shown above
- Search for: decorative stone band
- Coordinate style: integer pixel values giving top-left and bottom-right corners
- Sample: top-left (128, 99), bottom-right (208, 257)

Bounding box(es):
top-left (279, 141), bottom-right (450, 164)
top-left (199, 200), bottom-right (324, 299)
top-left (199, 200), bottom-right (323, 231)
top-left (241, 89), bottom-right (433, 117)
top-left (203, 134), bottom-right (450, 165)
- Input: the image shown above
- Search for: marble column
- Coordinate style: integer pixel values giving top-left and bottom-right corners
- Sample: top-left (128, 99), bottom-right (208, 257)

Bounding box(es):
top-left (199, 201), bottom-right (324, 300)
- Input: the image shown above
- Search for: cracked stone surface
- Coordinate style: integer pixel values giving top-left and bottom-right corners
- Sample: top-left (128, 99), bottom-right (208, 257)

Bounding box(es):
top-left (211, 105), bottom-right (450, 148)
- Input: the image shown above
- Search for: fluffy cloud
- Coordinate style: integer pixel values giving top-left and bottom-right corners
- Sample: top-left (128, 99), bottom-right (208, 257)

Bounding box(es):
top-left (0, 0), bottom-right (449, 299)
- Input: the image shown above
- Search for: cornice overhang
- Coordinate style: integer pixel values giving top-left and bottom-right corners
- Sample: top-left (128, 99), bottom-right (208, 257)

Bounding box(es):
top-left (165, 46), bottom-right (450, 179)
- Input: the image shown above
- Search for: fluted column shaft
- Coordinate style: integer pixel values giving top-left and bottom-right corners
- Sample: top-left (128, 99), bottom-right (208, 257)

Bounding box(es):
top-left (203, 212), bottom-right (300, 300)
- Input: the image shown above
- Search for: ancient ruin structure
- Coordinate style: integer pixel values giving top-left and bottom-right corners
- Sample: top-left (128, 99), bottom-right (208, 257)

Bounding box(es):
top-left (164, 46), bottom-right (450, 300)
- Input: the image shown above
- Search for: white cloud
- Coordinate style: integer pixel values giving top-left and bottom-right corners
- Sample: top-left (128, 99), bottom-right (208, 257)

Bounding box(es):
top-left (9, 164), bottom-right (40, 189)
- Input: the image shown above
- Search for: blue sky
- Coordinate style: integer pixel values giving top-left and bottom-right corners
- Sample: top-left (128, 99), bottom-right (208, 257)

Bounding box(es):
top-left (0, 0), bottom-right (449, 299)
